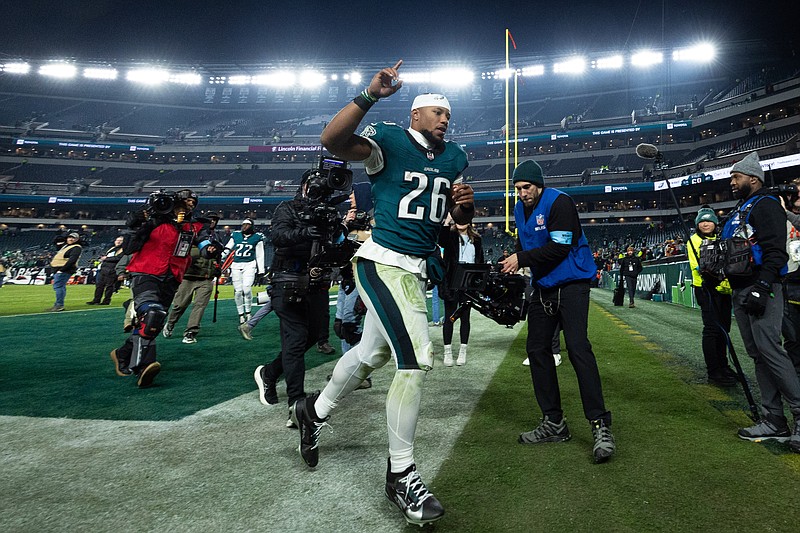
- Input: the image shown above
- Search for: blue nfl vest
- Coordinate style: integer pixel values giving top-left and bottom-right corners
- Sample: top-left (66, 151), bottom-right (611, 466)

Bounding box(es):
top-left (721, 194), bottom-right (788, 275)
top-left (515, 187), bottom-right (596, 288)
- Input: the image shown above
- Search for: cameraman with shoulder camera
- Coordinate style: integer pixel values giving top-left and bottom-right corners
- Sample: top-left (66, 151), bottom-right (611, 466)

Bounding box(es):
top-left (253, 167), bottom-right (347, 421)
top-left (722, 152), bottom-right (800, 452)
top-left (109, 189), bottom-right (220, 388)
top-left (291, 60), bottom-right (474, 527)
top-left (779, 178), bottom-right (800, 378)
top-left (500, 159), bottom-right (615, 464)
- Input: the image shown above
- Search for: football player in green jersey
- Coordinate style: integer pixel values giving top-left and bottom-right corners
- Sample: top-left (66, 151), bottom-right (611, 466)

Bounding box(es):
top-left (292, 60), bottom-right (474, 526)
top-left (223, 219), bottom-right (265, 324)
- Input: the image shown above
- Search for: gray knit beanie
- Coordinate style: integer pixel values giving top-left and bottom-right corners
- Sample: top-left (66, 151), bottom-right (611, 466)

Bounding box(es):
top-left (730, 152), bottom-right (764, 182)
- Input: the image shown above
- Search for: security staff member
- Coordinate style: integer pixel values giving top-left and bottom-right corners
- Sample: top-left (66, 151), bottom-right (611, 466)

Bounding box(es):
top-left (109, 189), bottom-right (218, 388)
top-left (500, 159), bottom-right (615, 464)
top-left (722, 151), bottom-right (800, 452)
top-left (253, 171), bottom-right (340, 419)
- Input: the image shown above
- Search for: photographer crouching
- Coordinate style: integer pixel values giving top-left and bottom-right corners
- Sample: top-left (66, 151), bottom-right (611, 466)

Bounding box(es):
top-left (254, 158), bottom-right (356, 425)
top-left (109, 189), bottom-right (221, 388)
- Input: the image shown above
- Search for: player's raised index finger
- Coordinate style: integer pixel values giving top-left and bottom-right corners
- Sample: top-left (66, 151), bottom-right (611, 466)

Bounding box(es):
top-left (392, 59), bottom-right (403, 70)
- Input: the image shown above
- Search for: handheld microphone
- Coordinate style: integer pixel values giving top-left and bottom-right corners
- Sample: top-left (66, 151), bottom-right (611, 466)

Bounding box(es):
top-left (635, 143), bottom-right (660, 159)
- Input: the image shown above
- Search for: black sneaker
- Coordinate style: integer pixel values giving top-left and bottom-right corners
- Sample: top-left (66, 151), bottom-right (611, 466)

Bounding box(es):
top-left (137, 362), bottom-right (161, 388)
top-left (591, 419), bottom-right (616, 463)
top-left (109, 349), bottom-right (132, 377)
top-left (253, 365), bottom-right (278, 405)
top-left (293, 392), bottom-right (330, 468)
top-left (738, 417), bottom-right (791, 442)
top-left (317, 342), bottom-right (335, 355)
top-left (708, 370), bottom-right (737, 387)
top-left (385, 462), bottom-right (444, 526)
top-left (518, 416), bottom-right (571, 444)
top-left (790, 418), bottom-right (800, 454)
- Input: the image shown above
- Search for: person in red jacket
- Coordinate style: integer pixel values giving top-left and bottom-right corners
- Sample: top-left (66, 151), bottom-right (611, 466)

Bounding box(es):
top-left (109, 189), bottom-right (219, 388)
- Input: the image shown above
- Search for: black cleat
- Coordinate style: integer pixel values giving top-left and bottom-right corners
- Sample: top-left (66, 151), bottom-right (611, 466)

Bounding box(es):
top-left (385, 462), bottom-right (445, 526)
top-left (293, 392), bottom-right (329, 468)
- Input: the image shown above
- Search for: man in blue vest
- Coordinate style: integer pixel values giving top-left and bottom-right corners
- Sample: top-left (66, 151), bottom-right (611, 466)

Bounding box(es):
top-left (500, 159), bottom-right (615, 463)
top-left (722, 151), bottom-right (800, 452)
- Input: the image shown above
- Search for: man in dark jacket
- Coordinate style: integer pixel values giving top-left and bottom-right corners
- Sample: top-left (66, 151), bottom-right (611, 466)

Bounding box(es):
top-left (722, 151), bottom-right (800, 453)
top-left (253, 171), bottom-right (345, 420)
top-left (500, 159), bottom-right (615, 464)
top-left (48, 232), bottom-right (82, 312)
top-left (619, 246), bottom-right (643, 307)
top-left (87, 235), bottom-right (125, 305)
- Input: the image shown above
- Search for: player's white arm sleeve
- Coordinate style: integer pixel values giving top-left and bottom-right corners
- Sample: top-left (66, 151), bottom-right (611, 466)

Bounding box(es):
top-left (362, 137), bottom-right (384, 176)
top-left (256, 240), bottom-right (265, 274)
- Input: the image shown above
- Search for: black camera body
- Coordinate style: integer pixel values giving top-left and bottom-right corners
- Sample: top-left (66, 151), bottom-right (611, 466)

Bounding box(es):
top-left (767, 183), bottom-right (798, 208)
top-left (449, 264), bottom-right (529, 326)
top-left (147, 190), bottom-right (177, 215)
top-left (305, 156), bottom-right (353, 202)
top-left (301, 155), bottom-right (358, 269)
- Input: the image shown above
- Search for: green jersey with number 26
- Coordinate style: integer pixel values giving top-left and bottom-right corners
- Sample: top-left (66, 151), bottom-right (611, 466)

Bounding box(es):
top-left (360, 122), bottom-right (468, 257)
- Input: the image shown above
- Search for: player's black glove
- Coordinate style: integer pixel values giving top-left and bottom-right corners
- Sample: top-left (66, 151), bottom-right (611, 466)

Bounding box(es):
top-left (341, 277), bottom-right (356, 295)
top-left (741, 279), bottom-right (772, 317)
top-left (300, 225), bottom-right (323, 241)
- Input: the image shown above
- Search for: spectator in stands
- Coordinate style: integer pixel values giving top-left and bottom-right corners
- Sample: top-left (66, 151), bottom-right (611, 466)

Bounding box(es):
top-left (722, 152), bottom-right (800, 452)
top-left (86, 236), bottom-right (125, 305)
top-left (500, 159), bottom-right (615, 464)
top-left (47, 232), bottom-right (82, 312)
top-left (619, 246), bottom-right (643, 308)
top-left (687, 207), bottom-right (737, 387)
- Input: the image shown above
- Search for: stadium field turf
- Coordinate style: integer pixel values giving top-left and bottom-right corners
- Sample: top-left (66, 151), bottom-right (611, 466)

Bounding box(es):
top-left (0, 284), bottom-right (798, 532)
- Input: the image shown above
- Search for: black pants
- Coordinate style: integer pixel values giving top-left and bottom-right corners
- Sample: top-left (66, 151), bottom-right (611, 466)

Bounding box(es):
top-left (265, 288), bottom-right (328, 407)
top-left (116, 273), bottom-right (179, 375)
top-left (782, 290), bottom-right (800, 377)
top-left (92, 267), bottom-right (117, 304)
top-left (526, 280), bottom-right (611, 424)
top-left (442, 297), bottom-right (472, 345)
top-left (693, 286), bottom-right (732, 376)
top-left (623, 275), bottom-right (637, 303)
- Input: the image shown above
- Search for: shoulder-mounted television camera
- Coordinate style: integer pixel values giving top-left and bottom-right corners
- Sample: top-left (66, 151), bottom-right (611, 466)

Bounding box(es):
top-left (304, 155), bottom-right (353, 202)
top-left (300, 156), bottom-right (358, 269)
top-left (766, 183), bottom-right (798, 207)
top-left (448, 264), bottom-right (529, 326)
top-left (146, 190), bottom-right (178, 215)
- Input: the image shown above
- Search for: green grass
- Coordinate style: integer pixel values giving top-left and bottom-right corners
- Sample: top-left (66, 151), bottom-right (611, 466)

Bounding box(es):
top-left (434, 294), bottom-right (800, 532)
top-left (1, 286), bottom-right (799, 532)
top-left (0, 283), bottom-right (339, 420)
